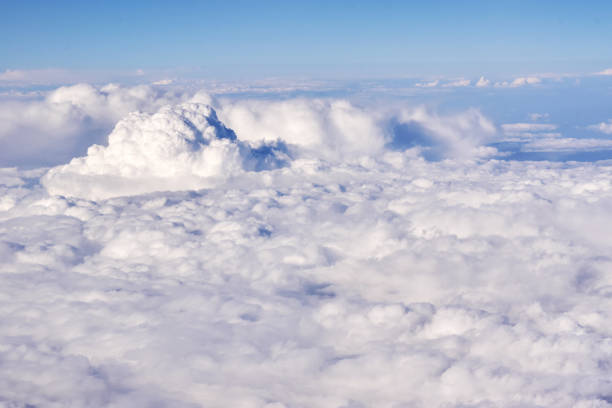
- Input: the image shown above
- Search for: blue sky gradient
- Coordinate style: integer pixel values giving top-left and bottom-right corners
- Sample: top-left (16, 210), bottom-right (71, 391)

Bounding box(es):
top-left (2, 0), bottom-right (612, 77)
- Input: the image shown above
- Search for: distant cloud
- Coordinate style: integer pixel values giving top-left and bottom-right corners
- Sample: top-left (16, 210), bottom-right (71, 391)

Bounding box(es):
top-left (523, 137), bottom-right (612, 152)
top-left (396, 107), bottom-right (497, 159)
top-left (0, 68), bottom-right (74, 84)
top-left (415, 80), bottom-right (439, 88)
top-left (152, 79), bottom-right (174, 85)
top-left (588, 120), bottom-right (612, 134)
top-left (0, 69), bottom-right (27, 81)
top-left (442, 79), bottom-right (471, 87)
top-left (595, 68), bottom-right (612, 76)
top-left (501, 123), bottom-right (557, 133)
top-left (500, 122), bottom-right (559, 142)
top-left (528, 113), bottom-right (549, 121)
top-left (495, 77), bottom-right (541, 88)
top-left (0, 68), bottom-right (155, 86)
top-left (475, 76), bottom-right (490, 87)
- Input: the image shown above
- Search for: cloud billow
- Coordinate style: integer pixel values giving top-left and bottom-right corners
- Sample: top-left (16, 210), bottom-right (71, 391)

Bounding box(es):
top-left (42, 103), bottom-right (287, 199)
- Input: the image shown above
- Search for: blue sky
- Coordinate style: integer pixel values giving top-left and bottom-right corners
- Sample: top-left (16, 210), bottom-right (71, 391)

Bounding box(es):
top-left (2, 0), bottom-right (612, 78)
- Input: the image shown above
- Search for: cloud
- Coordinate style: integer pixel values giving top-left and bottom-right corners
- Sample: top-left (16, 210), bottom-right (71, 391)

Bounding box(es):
top-left (394, 107), bottom-right (497, 159)
top-left (528, 112), bottom-right (549, 121)
top-left (0, 69), bottom-right (28, 81)
top-left (442, 79), bottom-right (471, 87)
top-left (220, 98), bottom-right (499, 162)
top-left (501, 123), bottom-right (557, 133)
top-left (152, 79), bottom-right (174, 85)
top-left (0, 81), bottom-right (504, 170)
top-left (0, 83), bottom-right (195, 166)
top-left (0, 68), bottom-right (109, 85)
top-left (2, 153), bottom-right (612, 406)
top-left (42, 103), bottom-right (287, 200)
top-left (499, 122), bottom-right (561, 143)
top-left (475, 76), bottom-right (490, 87)
top-left (588, 120), bottom-right (612, 134)
top-left (495, 76), bottom-right (541, 88)
top-left (218, 98), bottom-right (387, 161)
top-left (523, 137), bottom-right (612, 152)
top-left (1, 83), bottom-right (612, 406)
top-left (31, 89), bottom-right (502, 199)
top-left (415, 79), bottom-right (439, 88)
top-left (595, 68), bottom-right (612, 76)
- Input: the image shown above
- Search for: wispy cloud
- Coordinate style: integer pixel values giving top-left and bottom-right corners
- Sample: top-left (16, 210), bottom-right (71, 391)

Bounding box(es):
top-left (500, 122), bottom-right (560, 142)
top-left (595, 68), bottom-right (612, 76)
top-left (523, 137), bottom-right (612, 152)
top-left (415, 80), bottom-right (439, 88)
top-left (528, 113), bottom-right (549, 121)
top-left (501, 123), bottom-right (557, 133)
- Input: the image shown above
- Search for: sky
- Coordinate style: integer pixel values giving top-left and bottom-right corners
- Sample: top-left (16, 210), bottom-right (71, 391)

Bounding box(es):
top-left (2, 0), bottom-right (612, 78)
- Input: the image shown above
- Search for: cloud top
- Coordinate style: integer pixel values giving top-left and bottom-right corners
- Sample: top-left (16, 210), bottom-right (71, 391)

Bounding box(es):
top-left (42, 103), bottom-right (286, 199)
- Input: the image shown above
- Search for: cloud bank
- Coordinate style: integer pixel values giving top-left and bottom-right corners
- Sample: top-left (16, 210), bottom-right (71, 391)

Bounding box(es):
top-left (1, 82), bottom-right (612, 406)
top-left (2, 155), bottom-right (612, 407)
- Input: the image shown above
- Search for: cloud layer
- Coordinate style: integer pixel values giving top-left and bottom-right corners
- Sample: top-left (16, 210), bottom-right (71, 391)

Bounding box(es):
top-left (2, 82), bottom-right (612, 406)
top-left (2, 154), bottom-right (612, 407)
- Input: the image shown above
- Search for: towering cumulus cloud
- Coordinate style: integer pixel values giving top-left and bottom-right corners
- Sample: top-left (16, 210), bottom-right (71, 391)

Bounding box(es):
top-left (42, 103), bottom-right (286, 199)
top-left (219, 98), bottom-right (387, 160)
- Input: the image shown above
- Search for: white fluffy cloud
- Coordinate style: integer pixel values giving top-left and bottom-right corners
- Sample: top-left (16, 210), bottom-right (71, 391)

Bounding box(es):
top-left (218, 98), bottom-right (387, 160)
top-left (495, 76), bottom-right (541, 88)
top-left (396, 107), bottom-right (497, 159)
top-left (42, 102), bottom-right (287, 200)
top-left (38, 94), bottom-right (499, 199)
top-left (442, 79), bottom-right (471, 87)
top-left (2, 154), bottom-right (612, 406)
top-left (475, 76), bottom-right (490, 87)
top-left (589, 120), bottom-right (612, 135)
top-left (0, 83), bottom-right (195, 166)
